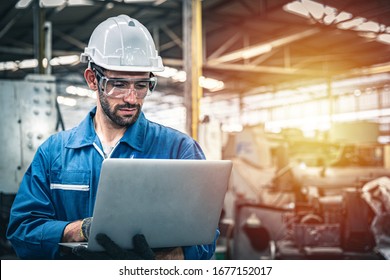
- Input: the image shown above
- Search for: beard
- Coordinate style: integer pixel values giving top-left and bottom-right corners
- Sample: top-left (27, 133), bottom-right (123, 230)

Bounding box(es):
top-left (98, 90), bottom-right (142, 127)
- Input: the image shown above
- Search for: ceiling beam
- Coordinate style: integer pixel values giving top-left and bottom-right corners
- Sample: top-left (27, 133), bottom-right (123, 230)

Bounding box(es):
top-left (160, 25), bottom-right (183, 49)
top-left (204, 62), bottom-right (326, 76)
top-left (53, 30), bottom-right (86, 50)
top-left (207, 28), bottom-right (320, 65)
top-left (207, 33), bottom-right (241, 60)
top-left (345, 61), bottom-right (390, 76)
top-left (0, 1), bottom-right (32, 40)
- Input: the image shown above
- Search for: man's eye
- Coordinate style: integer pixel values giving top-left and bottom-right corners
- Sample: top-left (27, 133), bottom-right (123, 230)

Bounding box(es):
top-left (135, 82), bottom-right (148, 90)
top-left (112, 81), bottom-right (128, 88)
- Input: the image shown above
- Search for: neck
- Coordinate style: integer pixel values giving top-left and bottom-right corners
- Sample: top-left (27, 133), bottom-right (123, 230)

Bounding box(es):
top-left (94, 108), bottom-right (127, 147)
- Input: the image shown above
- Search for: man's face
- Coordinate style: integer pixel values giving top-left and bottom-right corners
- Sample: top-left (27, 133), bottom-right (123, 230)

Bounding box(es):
top-left (97, 70), bottom-right (150, 127)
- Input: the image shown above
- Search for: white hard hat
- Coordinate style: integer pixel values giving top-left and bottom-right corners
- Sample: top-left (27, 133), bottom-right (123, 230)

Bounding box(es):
top-left (80, 15), bottom-right (164, 72)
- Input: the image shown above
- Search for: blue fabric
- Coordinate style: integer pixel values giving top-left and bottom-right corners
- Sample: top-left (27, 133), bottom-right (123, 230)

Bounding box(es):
top-left (7, 107), bottom-right (216, 260)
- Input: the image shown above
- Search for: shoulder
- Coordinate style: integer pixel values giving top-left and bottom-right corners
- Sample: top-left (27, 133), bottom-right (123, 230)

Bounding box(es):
top-left (41, 128), bottom-right (74, 146)
top-left (146, 118), bottom-right (186, 137)
top-left (146, 119), bottom-right (196, 144)
top-left (38, 127), bottom-right (76, 155)
top-left (145, 119), bottom-right (205, 159)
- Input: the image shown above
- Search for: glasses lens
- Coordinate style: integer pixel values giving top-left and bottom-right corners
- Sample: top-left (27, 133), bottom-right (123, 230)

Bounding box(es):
top-left (103, 78), bottom-right (153, 99)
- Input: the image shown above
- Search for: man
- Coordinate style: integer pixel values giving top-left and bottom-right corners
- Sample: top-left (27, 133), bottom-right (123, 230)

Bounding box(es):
top-left (7, 15), bottom-right (217, 260)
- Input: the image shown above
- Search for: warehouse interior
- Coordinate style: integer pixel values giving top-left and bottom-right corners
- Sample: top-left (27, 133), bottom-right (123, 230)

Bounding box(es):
top-left (1, 0), bottom-right (390, 260)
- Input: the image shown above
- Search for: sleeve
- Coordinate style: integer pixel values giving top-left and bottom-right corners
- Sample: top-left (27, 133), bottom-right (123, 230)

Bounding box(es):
top-left (178, 137), bottom-right (206, 160)
top-left (178, 136), bottom-right (220, 260)
top-left (6, 139), bottom-right (69, 259)
top-left (183, 229), bottom-right (220, 260)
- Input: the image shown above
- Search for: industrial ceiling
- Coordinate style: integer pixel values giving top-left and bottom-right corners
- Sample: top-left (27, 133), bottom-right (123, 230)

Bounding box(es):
top-left (1, 0), bottom-right (390, 130)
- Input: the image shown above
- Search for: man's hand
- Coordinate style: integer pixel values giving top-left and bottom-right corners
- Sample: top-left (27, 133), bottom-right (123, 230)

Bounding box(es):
top-left (62, 217), bottom-right (93, 242)
top-left (72, 233), bottom-right (155, 260)
top-left (62, 220), bottom-right (84, 242)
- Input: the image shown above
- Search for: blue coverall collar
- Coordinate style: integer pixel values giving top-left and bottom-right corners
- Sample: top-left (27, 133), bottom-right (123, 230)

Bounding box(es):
top-left (65, 106), bottom-right (146, 152)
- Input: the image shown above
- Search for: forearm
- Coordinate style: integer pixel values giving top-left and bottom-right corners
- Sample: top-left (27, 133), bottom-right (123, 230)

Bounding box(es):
top-left (62, 220), bottom-right (84, 242)
top-left (155, 247), bottom-right (184, 260)
top-left (7, 219), bottom-right (69, 259)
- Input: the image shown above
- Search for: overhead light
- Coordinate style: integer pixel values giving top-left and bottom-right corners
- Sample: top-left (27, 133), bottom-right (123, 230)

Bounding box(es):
top-left (378, 34), bottom-right (390, 44)
top-left (300, 0), bottom-right (325, 20)
top-left (66, 86), bottom-right (96, 99)
top-left (105, 2), bottom-right (114, 9)
top-left (0, 55), bottom-right (80, 71)
top-left (18, 59), bottom-right (38, 69)
top-left (199, 76), bottom-right (225, 92)
top-left (284, 0), bottom-right (353, 23)
top-left (221, 124), bottom-right (243, 133)
top-left (42, 58), bottom-right (48, 68)
top-left (355, 21), bottom-right (381, 33)
top-left (155, 66), bottom-right (179, 78)
top-left (283, 1), bottom-right (310, 17)
top-left (66, 0), bottom-right (94, 5)
top-left (172, 71), bottom-right (187, 82)
top-left (146, 66), bottom-right (225, 90)
top-left (338, 17), bottom-right (366, 30)
top-left (41, 0), bottom-right (65, 7)
top-left (50, 55), bottom-right (79, 66)
top-left (16, 0), bottom-right (94, 8)
top-left (155, 66), bottom-right (187, 82)
top-left (124, 0), bottom-right (156, 2)
top-left (333, 11), bottom-right (353, 23)
top-left (15, 0), bottom-right (32, 8)
top-left (154, 0), bottom-right (168, 5)
top-left (353, 89), bottom-right (361, 97)
top-left (0, 61), bottom-right (18, 71)
top-left (57, 96), bottom-right (77, 107)
top-left (284, 0), bottom-right (390, 45)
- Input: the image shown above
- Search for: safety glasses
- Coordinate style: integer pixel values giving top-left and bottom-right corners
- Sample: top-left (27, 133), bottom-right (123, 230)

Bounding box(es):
top-left (94, 68), bottom-right (157, 99)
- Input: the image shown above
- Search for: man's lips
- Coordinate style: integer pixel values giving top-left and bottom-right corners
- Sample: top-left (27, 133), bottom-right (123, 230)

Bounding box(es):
top-left (116, 104), bottom-right (140, 116)
top-left (116, 106), bottom-right (137, 115)
top-left (119, 108), bottom-right (136, 112)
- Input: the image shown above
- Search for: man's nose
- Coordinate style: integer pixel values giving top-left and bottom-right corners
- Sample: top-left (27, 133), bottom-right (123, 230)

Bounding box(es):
top-left (123, 88), bottom-right (137, 103)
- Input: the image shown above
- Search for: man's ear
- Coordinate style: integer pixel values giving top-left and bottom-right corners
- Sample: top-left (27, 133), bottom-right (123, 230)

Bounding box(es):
top-left (84, 68), bottom-right (97, 90)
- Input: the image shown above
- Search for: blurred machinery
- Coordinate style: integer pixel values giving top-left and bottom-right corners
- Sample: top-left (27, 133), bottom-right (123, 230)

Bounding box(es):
top-left (219, 124), bottom-right (390, 260)
top-left (0, 75), bottom-right (58, 257)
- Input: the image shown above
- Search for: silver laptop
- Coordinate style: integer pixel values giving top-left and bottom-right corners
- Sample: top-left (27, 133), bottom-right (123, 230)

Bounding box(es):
top-left (60, 158), bottom-right (232, 251)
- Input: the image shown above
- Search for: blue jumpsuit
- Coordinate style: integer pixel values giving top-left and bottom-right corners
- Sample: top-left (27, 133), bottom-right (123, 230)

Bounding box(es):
top-left (7, 107), bottom-right (217, 259)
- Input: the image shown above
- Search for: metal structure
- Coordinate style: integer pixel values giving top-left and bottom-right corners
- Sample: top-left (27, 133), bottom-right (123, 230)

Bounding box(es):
top-left (1, 0), bottom-right (390, 88)
top-left (0, 74), bottom-right (57, 257)
top-left (183, 0), bottom-right (203, 138)
top-left (220, 125), bottom-right (390, 260)
top-left (0, 74), bottom-right (57, 193)
top-left (1, 0), bottom-right (390, 137)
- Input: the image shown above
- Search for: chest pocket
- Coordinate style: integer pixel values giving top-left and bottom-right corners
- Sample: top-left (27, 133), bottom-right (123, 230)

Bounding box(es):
top-left (50, 170), bottom-right (91, 221)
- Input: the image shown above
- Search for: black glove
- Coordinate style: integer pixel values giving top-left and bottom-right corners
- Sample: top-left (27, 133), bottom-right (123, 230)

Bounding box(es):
top-left (72, 233), bottom-right (155, 260)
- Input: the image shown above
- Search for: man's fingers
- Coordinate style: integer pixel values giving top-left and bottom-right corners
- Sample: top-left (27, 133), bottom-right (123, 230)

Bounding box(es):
top-left (133, 234), bottom-right (155, 260)
top-left (95, 233), bottom-right (128, 259)
top-left (72, 245), bottom-right (108, 260)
